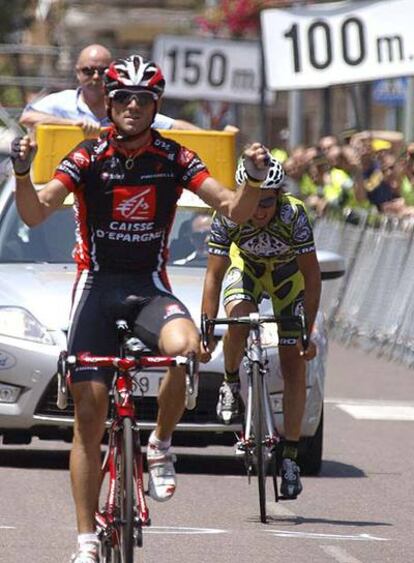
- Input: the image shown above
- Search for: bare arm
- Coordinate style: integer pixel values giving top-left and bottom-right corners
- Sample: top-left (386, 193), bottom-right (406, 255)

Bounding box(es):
top-left (296, 251), bottom-right (321, 336)
top-left (200, 253), bottom-right (230, 361)
top-left (172, 119), bottom-right (202, 131)
top-left (20, 109), bottom-right (80, 129)
top-left (197, 176), bottom-right (261, 223)
top-left (20, 110), bottom-right (101, 137)
top-left (15, 176), bottom-right (69, 227)
top-left (201, 253), bottom-right (230, 320)
top-left (196, 142), bottom-right (269, 223)
top-left (12, 135), bottom-right (69, 226)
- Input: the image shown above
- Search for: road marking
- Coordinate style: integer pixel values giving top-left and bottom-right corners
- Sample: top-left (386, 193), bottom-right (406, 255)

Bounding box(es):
top-left (337, 404), bottom-right (414, 421)
top-left (321, 545), bottom-right (363, 563)
top-left (144, 526), bottom-right (227, 535)
top-left (0, 526), bottom-right (15, 529)
top-left (262, 530), bottom-right (389, 541)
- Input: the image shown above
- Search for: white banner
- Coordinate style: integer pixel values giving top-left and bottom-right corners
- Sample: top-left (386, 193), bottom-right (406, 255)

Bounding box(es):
top-left (153, 35), bottom-right (263, 103)
top-left (261, 0), bottom-right (414, 90)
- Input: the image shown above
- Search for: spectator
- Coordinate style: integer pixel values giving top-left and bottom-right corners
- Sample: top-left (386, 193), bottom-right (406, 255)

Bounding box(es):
top-left (352, 132), bottom-right (414, 217)
top-left (400, 142), bottom-right (414, 206)
top-left (173, 214), bottom-right (213, 265)
top-left (20, 44), bottom-right (201, 136)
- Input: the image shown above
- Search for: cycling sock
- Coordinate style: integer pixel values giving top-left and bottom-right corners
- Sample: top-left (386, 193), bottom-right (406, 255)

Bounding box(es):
top-left (282, 440), bottom-right (299, 460)
top-left (148, 430), bottom-right (171, 451)
top-left (224, 369), bottom-right (240, 385)
top-left (78, 533), bottom-right (99, 547)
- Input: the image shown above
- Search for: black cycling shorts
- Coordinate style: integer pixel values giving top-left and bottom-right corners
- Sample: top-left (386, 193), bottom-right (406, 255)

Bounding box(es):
top-left (67, 270), bottom-right (192, 384)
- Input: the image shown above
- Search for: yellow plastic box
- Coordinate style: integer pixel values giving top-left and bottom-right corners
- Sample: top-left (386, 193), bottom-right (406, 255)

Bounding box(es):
top-left (33, 125), bottom-right (237, 187)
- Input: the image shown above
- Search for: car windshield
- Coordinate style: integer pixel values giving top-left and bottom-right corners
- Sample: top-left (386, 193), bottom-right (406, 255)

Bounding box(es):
top-left (0, 199), bottom-right (213, 267)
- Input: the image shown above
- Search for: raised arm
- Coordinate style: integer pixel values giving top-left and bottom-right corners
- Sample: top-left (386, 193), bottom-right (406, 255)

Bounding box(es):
top-left (196, 142), bottom-right (270, 223)
top-left (11, 135), bottom-right (69, 227)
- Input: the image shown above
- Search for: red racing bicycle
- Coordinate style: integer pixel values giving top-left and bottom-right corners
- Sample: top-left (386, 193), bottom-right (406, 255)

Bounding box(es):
top-left (57, 319), bottom-right (197, 562)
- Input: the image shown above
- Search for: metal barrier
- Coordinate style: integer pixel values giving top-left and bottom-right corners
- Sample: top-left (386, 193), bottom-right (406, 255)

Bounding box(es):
top-left (315, 212), bottom-right (414, 368)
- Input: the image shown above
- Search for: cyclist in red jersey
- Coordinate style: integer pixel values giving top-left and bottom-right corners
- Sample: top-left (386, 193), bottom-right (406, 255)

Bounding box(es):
top-left (12, 54), bottom-right (270, 563)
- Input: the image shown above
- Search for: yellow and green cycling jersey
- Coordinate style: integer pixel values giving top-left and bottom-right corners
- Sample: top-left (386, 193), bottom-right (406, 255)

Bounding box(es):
top-left (208, 193), bottom-right (315, 345)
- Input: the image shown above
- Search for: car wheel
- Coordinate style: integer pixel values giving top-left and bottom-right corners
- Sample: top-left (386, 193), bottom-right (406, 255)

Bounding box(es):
top-left (298, 408), bottom-right (323, 476)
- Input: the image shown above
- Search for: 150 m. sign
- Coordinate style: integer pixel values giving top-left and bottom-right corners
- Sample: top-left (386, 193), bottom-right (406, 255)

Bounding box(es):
top-left (261, 0), bottom-right (414, 90)
top-left (153, 35), bottom-right (262, 103)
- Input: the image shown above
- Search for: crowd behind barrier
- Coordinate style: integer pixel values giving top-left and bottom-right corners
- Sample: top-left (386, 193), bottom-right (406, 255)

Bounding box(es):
top-left (276, 128), bottom-right (414, 222)
top-left (313, 209), bottom-right (414, 369)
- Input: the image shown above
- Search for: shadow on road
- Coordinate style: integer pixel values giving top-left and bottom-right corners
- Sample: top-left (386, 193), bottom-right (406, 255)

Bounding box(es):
top-left (175, 452), bottom-right (244, 475)
top-left (0, 446), bottom-right (244, 475)
top-left (263, 514), bottom-right (392, 528)
top-left (319, 459), bottom-right (366, 478)
top-left (0, 447), bottom-right (70, 470)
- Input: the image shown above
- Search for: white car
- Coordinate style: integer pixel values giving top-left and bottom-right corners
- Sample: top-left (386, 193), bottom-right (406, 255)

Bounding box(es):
top-left (0, 176), bottom-right (344, 474)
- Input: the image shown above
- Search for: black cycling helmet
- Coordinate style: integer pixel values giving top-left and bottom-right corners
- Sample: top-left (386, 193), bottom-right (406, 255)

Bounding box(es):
top-left (104, 55), bottom-right (165, 97)
top-left (235, 155), bottom-right (285, 189)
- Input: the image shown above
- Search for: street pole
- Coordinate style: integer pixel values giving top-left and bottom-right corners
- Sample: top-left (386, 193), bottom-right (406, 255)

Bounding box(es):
top-left (403, 77), bottom-right (414, 142)
top-left (288, 0), bottom-right (305, 148)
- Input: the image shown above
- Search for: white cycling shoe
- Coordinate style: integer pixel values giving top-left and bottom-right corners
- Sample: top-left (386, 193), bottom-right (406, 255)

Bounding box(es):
top-left (70, 542), bottom-right (100, 563)
top-left (147, 443), bottom-right (177, 502)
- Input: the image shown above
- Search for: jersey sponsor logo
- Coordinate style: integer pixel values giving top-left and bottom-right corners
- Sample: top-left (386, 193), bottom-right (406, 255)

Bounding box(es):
top-left (163, 303), bottom-right (186, 319)
top-left (178, 147), bottom-right (195, 167)
top-left (72, 151), bottom-right (90, 168)
top-left (113, 185), bottom-right (156, 221)
top-left (242, 232), bottom-right (289, 256)
top-left (101, 157), bottom-right (125, 181)
top-left (292, 212), bottom-right (312, 243)
top-left (280, 203), bottom-right (295, 224)
top-left (224, 267), bottom-right (242, 286)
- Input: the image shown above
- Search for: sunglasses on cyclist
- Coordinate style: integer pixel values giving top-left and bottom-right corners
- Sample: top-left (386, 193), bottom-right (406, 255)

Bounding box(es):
top-left (79, 66), bottom-right (108, 77)
top-left (109, 89), bottom-right (158, 106)
top-left (258, 196), bottom-right (277, 209)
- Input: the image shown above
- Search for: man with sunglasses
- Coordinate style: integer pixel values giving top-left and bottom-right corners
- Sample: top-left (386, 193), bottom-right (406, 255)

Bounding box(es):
top-left (12, 54), bottom-right (271, 563)
top-left (20, 44), bottom-right (200, 137)
top-left (201, 156), bottom-right (321, 500)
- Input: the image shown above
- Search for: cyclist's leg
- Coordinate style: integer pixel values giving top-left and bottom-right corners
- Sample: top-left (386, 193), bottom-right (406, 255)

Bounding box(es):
top-left (67, 272), bottom-right (115, 542)
top-left (219, 257), bottom-right (262, 422)
top-left (267, 263), bottom-right (305, 497)
top-left (133, 287), bottom-right (198, 501)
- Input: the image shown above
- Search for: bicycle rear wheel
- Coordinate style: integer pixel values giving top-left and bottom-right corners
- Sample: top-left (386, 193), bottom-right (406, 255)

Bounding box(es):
top-left (120, 417), bottom-right (135, 562)
top-left (252, 361), bottom-right (267, 523)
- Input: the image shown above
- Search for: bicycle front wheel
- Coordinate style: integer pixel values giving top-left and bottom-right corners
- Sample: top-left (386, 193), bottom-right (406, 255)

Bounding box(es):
top-left (252, 361), bottom-right (267, 523)
top-left (120, 417), bottom-right (135, 562)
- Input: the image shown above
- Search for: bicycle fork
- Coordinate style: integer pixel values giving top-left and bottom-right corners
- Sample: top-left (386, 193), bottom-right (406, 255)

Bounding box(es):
top-left (95, 421), bottom-right (150, 548)
top-left (237, 360), bottom-right (280, 501)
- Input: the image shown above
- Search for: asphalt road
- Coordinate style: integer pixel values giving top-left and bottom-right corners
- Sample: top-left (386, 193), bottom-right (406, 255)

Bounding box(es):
top-left (1, 340), bottom-right (413, 563)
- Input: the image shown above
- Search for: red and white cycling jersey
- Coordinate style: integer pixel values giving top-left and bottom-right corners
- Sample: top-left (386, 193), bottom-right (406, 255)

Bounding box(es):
top-left (54, 128), bottom-right (210, 274)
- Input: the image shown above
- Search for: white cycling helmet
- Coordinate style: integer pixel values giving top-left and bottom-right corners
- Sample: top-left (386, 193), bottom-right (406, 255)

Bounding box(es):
top-left (235, 155), bottom-right (285, 189)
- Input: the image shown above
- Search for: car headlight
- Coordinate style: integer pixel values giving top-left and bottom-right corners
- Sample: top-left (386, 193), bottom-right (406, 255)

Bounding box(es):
top-left (0, 383), bottom-right (21, 403)
top-left (0, 306), bottom-right (53, 345)
top-left (261, 322), bottom-right (279, 348)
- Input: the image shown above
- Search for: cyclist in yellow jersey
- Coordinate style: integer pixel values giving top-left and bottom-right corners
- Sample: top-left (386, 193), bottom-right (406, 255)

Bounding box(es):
top-left (201, 156), bottom-right (321, 498)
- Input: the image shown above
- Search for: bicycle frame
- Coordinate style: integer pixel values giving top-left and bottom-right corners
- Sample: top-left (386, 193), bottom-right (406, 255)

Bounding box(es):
top-left (201, 311), bottom-right (308, 523)
top-left (57, 322), bottom-right (197, 561)
top-left (240, 315), bottom-right (280, 478)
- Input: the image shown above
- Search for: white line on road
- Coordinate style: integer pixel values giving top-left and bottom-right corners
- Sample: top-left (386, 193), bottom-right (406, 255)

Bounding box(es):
top-left (262, 530), bottom-right (390, 541)
top-left (321, 545), bottom-right (363, 563)
top-left (144, 526), bottom-right (228, 535)
top-left (0, 526), bottom-right (15, 529)
top-left (337, 404), bottom-right (414, 421)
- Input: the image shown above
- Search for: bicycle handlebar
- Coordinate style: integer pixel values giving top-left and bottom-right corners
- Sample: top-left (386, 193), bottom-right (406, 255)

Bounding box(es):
top-left (63, 351), bottom-right (190, 371)
top-left (201, 311), bottom-right (309, 351)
